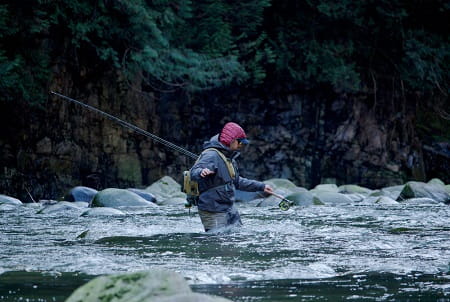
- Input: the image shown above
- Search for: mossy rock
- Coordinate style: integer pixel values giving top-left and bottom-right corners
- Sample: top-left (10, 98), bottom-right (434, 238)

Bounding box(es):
top-left (397, 181), bottom-right (450, 203)
top-left (427, 178), bottom-right (445, 186)
top-left (310, 184), bottom-right (339, 193)
top-left (91, 188), bottom-right (158, 208)
top-left (65, 270), bottom-right (190, 302)
top-left (145, 176), bottom-right (186, 204)
top-left (312, 191), bottom-right (353, 205)
top-left (263, 178), bottom-right (299, 190)
top-left (338, 184), bottom-right (372, 195)
top-left (285, 191), bottom-right (317, 206)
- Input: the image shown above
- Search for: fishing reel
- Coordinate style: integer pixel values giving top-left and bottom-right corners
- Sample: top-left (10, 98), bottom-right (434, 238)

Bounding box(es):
top-left (278, 198), bottom-right (294, 211)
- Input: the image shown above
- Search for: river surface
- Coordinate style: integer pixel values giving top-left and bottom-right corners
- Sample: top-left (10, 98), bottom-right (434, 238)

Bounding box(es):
top-left (1, 201), bottom-right (450, 301)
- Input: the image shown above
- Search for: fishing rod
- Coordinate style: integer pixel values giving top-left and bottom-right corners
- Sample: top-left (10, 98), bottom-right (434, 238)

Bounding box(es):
top-left (269, 192), bottom-right (295, 211)
top-left (50, 91), bottom-right (199, 160)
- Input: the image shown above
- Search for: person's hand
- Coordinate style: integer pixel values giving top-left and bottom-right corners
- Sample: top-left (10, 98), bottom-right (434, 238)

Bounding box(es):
top-left (263, 185), bottom-right (273, 194)
top-left (200, 168), bottom-right (215, 178)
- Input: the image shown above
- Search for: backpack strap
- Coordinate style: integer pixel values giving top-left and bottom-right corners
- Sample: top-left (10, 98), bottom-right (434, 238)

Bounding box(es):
top-left (202, 148), bottom-right (236, 179)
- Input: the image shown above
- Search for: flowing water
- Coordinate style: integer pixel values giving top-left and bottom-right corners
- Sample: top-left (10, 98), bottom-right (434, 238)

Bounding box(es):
top-left (1, 201), bottom-right (450, 301)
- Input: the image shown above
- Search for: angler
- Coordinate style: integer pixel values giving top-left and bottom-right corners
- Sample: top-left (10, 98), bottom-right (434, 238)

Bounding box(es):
top-left (189, 122), bottom-right (274, 232)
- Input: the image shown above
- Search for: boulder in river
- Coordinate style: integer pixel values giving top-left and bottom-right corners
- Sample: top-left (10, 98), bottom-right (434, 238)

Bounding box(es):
top-left (397, 181), bottom-right (450, 204)
top-left (66, 186), bottom-right (98, 202)
top-left (37, 201), bottom-right (85, 214)
top-left (0, 194), bottom-right (22, 206)
top-left (127, 188), bottom-right (157, 203)
top-left (65, 269), bottom-right (232, 302)
top-left (81, 207), bottom-right (126, 216)
top-left (91, 188), bottom-right (158, 208)
top-left (145, 176), bottom-right (186, 205)
top-left (338, 184), bottom-right (373, 195)
top-left (312, 191), bottom-right (354, 205)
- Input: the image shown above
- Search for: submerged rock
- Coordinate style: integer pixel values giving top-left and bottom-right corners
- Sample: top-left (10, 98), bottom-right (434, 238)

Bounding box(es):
top-left (374, 196), bottom-right (399, 205)
top-left (397, 181), bottom-right (450, 204)
top-left (66, 186), bottom-right (98, 202)
top-left (0, 194), bottom-right (22, 206)
top-left (65, 269), bottom-right (232, 302)
top-left (91, 188), bottom-right (158, 208)
top-left (37, 201), bottom-right (85, 214)
top-left (81, 207), bottom-right (125, 216)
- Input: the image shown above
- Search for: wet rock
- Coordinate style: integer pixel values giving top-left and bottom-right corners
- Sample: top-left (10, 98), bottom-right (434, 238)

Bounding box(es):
top-left (37, 201), bottom-right (85, 214)
top-left (378, 185), bottom-right (405, 200)
top-left (127, 188), bottom-right (157, 203)
top-left (374, 196), bottom-right (399, 205)
top-left (0, 194), bottom-right (22, 206)
top-left (81, 207), bottom-right (125, 216)
top-left (427, 178), bottom-right (445, 186)
top-left (400, 197), bottom-right (440, 205)
top-left (285, 191), bottom-right (318, 206)
top-left (311, 184), bottom-right (339, 193)
top-left (145, 176), bottom-right (186, 205)
top-left (344, 193), bottom-right (366, 202)
top-left (312, 191), bottom-right (354, 205)
top-left (65, 269), bottom-right (232, 302)
top-left (91, 188), bottom-right (158, 208)
top-left (338, 185), bottom-right (372, 195)
top-left (156, 293), bottom-right (232, 302)
top-left (66, 186), bottom-right (98, 202)
top-left (397, 181), bottom-right (450, 204)
top-left (263, 178), bottom-right (299, 190)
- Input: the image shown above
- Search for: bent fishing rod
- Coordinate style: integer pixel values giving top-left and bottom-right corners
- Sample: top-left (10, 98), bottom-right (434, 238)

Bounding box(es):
top-left (50, 91), bottom-right (199, 160)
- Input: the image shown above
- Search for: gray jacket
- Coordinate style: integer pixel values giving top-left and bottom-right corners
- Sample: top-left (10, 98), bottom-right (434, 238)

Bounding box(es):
top-left (190, 134), bottom-right (266, 212)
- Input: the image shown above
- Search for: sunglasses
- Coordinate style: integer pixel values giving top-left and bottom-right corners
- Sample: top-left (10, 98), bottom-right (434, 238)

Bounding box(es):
top-left (236, 138), bottom-right (247, 145)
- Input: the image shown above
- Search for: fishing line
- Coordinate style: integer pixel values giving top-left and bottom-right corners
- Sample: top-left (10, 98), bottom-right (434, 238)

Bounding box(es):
top-left (50, 91), bottom-right (199, 160)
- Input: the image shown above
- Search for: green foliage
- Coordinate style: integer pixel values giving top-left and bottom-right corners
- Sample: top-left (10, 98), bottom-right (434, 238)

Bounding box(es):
top-left (0, 0), bottom-right (448, 101)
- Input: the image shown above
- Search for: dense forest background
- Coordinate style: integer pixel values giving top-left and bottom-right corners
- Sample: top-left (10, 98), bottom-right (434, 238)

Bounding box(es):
top-left (0, 0), bottom-right (449, 201)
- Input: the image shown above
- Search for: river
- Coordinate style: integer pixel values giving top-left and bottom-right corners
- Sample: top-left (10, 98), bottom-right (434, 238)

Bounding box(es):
top-left (1, 201), bottom-right (449, 301)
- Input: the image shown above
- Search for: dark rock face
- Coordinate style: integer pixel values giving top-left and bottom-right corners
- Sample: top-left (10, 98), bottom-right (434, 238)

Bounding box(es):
top-left (0, 71), bottom-right (447, 201)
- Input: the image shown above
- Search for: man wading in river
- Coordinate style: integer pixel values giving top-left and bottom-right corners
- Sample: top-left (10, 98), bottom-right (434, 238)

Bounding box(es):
top-left (190, 122), bottom-right (273, 232)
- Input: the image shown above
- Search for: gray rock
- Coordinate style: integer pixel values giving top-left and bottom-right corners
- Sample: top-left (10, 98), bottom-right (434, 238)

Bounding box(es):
top-left (310, 184), bottom-right (339, 193)
top-left (397, 181), bottom-right (450, 204)
top-left (285, 191), bottom-right (317, 206)
top-left (156, 293), bottom-right (232, 302)
top-left (37, 201), bottom-right (84, 214)
top-left (312, 191), bottom-right (354, 205)
top-left (67, 186), bottom-right (98, 203)
top-left (374, 196), bottom-right (399, 205)
top-left (127, 188), bottom-right (157, 203)
top-left (91, 188), bottom-right (158, 208)
top-left (338, 184), bottom-right (373, 195)
top-left (379, 185), bottom-right (405, 200)
top-left (263, 178), bottom-right (299, 190)
top-left (145, 176), bottom-right (186, 205)
top-left (400, 197), bottom-right (440, 205)
top-left (81, 207), bottom-right (125, 216)
top-left (0, 194), bottom-right (22, 206)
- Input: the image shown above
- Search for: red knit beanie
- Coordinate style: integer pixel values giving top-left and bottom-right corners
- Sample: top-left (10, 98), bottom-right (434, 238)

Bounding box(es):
top-left (219, 122), bottom-right (247, 146)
